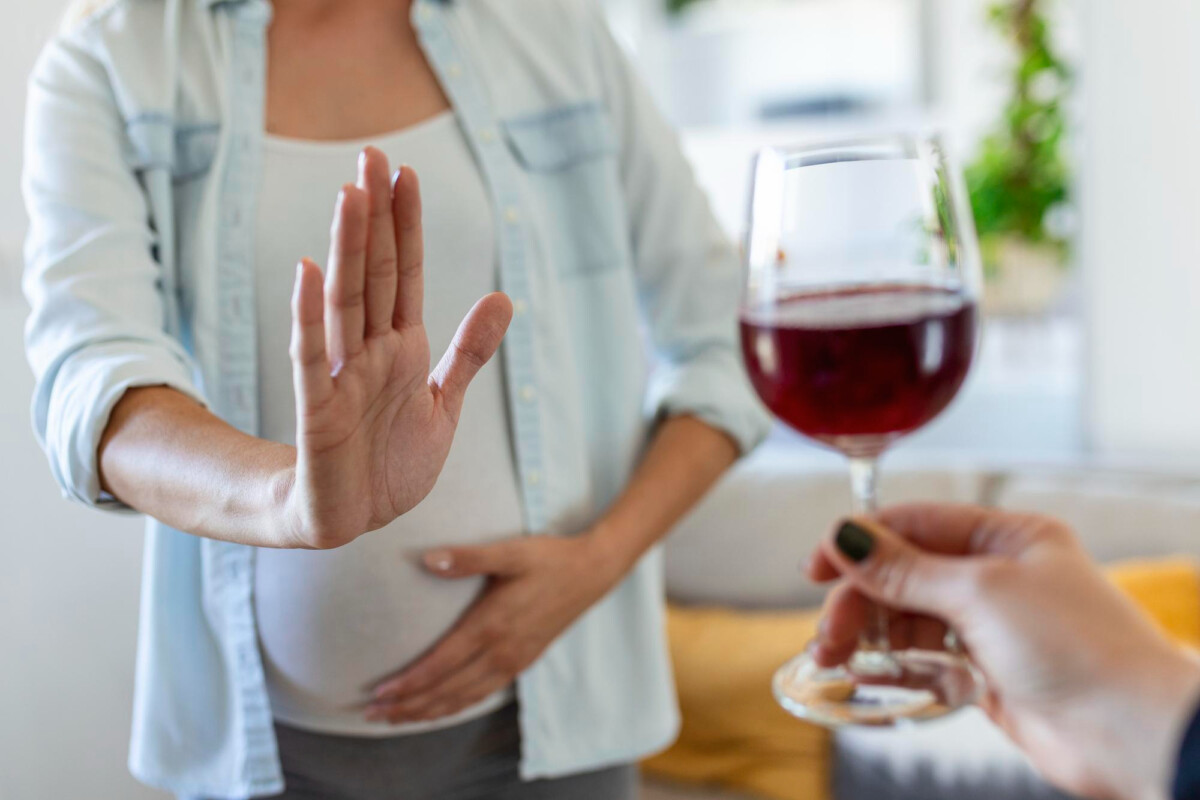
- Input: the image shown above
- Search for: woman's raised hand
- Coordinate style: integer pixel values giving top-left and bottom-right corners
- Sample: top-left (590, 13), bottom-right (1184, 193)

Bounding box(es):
top-left (282, 147), bottom-right (511, 550)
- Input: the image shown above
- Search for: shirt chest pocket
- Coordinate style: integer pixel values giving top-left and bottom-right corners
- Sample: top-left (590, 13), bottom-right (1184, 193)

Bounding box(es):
top-left (125, 119), bottom-right (220, 184)
top-left (173, 125), bottom-right (220, 184)
top-left (502, 103), bottom-right (632, 278)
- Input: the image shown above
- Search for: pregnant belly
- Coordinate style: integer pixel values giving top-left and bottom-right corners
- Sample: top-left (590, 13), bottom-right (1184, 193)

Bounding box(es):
top-left (254, 529), bottom-right (488, 720)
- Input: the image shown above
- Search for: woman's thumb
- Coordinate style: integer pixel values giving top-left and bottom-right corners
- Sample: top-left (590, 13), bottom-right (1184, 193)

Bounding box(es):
top-left (822, 517), bottom-right (967, 618)
top-left (430, 293), bottom-right (513, 420)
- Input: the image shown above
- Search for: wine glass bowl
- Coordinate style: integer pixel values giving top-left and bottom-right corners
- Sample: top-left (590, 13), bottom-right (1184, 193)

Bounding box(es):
top-left (740, 284), bottom-right (978, 459)
top-left (741, 134), bottom-right (986, 727)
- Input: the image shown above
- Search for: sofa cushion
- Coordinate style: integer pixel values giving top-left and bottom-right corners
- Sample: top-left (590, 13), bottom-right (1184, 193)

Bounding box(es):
top-left (994, 469), bottom-right (1200, 563)
top-left (664, 444), bottom-right (987, 609)
top-left (641, 778), bottom-right (760, 800)
top-left (642, 604), bottom-right (831, 800)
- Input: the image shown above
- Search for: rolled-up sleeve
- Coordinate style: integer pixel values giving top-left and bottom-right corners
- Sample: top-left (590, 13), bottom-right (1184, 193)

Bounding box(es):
top-left (22, 32), bottom-right (206, 509)
top-left (587, 8), bottom-right (771, 454)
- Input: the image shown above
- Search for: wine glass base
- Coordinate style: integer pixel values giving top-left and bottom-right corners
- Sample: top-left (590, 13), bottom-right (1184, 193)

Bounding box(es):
top-left (772, 647), bottom-right (985, 728)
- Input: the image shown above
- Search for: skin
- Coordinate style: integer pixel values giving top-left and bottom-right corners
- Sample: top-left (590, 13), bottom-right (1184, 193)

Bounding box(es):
top-left (808, 505), bottom-right (1200, 800)
top-left (98, 0), bottom-right (741, 724)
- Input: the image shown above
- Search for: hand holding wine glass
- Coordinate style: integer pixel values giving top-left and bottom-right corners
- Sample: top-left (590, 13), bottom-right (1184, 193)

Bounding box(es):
top-left (808, 506), bottom-right (1200, 800)
top-left (740, 135), bottom-right (985, 725)
top-left (282, 147), bottom-right (512, 550)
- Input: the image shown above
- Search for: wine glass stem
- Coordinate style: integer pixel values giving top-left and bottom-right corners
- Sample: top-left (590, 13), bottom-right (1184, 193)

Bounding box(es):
top-left (848, 457), bottom-right (890, 653)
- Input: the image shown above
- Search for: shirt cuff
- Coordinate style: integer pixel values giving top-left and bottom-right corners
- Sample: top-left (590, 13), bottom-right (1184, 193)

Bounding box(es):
top-left (645, 350), bottom-right (772, 456)
top-left (36, 339), bottom-right (208, 510)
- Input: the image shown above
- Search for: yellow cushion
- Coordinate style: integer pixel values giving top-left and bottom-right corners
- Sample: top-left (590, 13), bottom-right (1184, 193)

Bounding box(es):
top-left (1107, 557), bottom-right (1200, 649)
top-left (642, 606), bottom-right (830, 800)
top-left (645, 556), bottom-right (1200, 800)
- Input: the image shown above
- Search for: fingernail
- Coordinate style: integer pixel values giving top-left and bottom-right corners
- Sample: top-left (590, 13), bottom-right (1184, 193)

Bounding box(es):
top-left (798, 556), bottom-right (812, 575)
top-left (835, 520), bottom-right (875, 563)
top-left (423, 549), bottom-right (454, 573)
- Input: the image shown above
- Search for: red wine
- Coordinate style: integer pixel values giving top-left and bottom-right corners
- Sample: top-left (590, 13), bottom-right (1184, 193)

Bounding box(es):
top-left (740, 286), bottom-right (977, 453)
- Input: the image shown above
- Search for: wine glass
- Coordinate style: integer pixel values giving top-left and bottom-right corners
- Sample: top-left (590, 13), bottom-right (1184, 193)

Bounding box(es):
top-left (740, 133), bottom-right (987, 727)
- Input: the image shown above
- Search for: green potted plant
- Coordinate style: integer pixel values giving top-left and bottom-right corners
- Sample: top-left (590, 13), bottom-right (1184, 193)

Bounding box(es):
top-left (965, 0), bottom-right (1074, 316)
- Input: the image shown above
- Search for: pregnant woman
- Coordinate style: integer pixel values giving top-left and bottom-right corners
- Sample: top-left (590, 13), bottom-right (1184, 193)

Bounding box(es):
top-left (23, 0), bottom-right (769, 798)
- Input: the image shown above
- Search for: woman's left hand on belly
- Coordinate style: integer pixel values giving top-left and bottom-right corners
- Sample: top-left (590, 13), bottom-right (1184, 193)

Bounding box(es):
top-left (365, 532), bottom-right (625, 723)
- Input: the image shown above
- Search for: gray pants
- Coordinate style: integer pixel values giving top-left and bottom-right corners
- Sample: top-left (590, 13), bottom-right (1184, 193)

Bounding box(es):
top-left (267, 703), bottom-right (638, 800)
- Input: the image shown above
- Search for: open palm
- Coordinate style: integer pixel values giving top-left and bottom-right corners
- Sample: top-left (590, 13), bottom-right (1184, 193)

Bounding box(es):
top-left (283, 148), bottom-right (511, 549)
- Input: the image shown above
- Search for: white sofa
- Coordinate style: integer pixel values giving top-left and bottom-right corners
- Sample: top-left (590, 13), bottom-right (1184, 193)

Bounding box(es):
top-left (643, 442), bottom-right (1200, 800)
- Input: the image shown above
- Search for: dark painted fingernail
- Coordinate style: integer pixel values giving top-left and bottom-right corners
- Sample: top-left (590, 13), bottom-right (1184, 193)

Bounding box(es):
top-left (835, 520), bottom-right (875, 563)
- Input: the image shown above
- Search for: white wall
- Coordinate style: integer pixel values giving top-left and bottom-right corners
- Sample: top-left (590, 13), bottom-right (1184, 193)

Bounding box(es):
top-left (1082, 1), bottom-right (1200, 457)
top-left (0, 0), bottom-right (58, 266)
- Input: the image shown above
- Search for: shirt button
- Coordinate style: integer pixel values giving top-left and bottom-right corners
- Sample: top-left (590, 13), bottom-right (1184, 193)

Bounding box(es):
top-left (512, 298), bottom-right (528, 316)
top-left (478, 127), bottom-right (497, 144)
top-left (504, 207), bottom-right (520, 224)
top-left (520, 385), bottom-right (537, 402)
top-left (447, 63), bottom-right (462, 79)
top-left (526, 470), bottom-right (541, 487)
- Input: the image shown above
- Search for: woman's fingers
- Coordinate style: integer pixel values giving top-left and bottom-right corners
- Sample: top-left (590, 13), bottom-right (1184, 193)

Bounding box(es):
top-left (421, 539), bottom-right (529, 579)
top-left (290, 259), bottom-right (334, 411)
top-left (357, 148), bottom-right (399, 338)
top-left (820, 517), bottom-right (972, 619)
top-left (874, 504), bottom-right (995, 556)
top-left (392, 165), bottom-right (425, 329)
top-left (325, 184), bottom-right (370, 369)
top-left (806, 551), bottom-right (841, 583)
top-left (807, 504), bottom-right (993, 585)
top-left (814, 583), bottom-right (868, 667)
top-left (814, 584), bottom-right (952, 668)
top-left (372, 626), bottom-right (485, 702)
top-left (429, 293), bottom-right (513, 420)
top-left (908, 615), bottom-right (952, 652)
top-left (367, 651), bottom-right (506, 724)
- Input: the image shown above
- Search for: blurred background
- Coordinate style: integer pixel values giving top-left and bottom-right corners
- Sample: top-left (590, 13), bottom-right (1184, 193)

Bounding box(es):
top-left (1, 1), bottom-right (1198, 799)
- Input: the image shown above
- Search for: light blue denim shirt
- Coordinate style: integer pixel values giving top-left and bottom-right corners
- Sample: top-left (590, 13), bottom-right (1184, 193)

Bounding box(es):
top-left (22, 0), bottom-right (770, 797)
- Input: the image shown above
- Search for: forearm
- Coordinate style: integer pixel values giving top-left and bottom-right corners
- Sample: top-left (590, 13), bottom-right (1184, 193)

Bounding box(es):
top-left (587, 415), bottom-right (740, 579)
top-left (98, 386), bottom-right (298, 547)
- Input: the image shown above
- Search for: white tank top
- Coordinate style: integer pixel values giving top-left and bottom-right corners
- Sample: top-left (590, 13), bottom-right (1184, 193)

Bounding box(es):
top-left (252, 112), bottom-right (522, 736)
